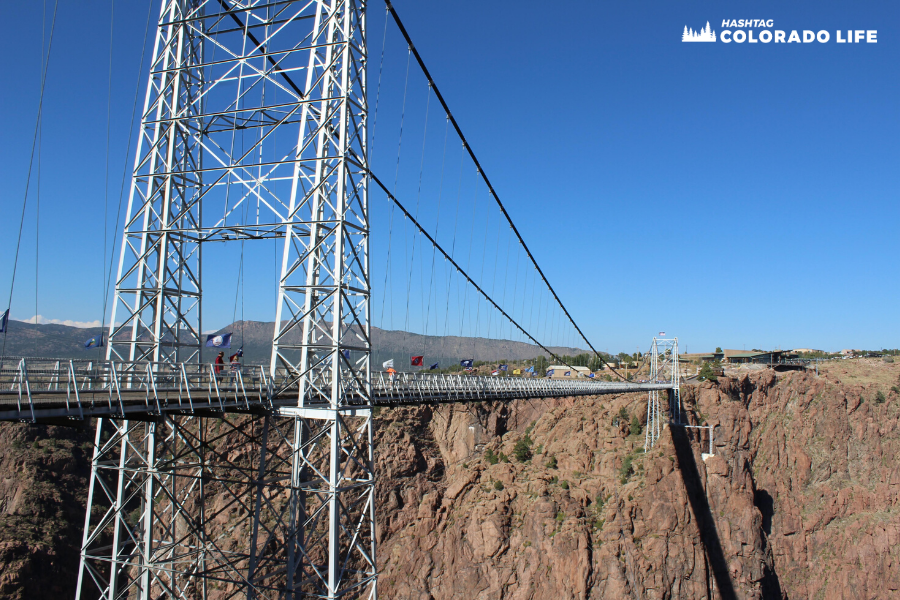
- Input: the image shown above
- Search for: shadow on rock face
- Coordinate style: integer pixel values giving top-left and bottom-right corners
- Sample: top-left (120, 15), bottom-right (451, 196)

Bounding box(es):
top-left (671, 424), bottom-right (737, 600)
top-left (753, 488), bottom-right (785, 599)
top-left (754, 489), bottom-right (775, 536)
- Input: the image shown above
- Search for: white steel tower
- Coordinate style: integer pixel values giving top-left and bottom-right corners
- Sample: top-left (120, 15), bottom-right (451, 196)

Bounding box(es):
top-left (79, 1), bottom-right (376, 598)
top-left (645, 336), bottom-right (679, 449)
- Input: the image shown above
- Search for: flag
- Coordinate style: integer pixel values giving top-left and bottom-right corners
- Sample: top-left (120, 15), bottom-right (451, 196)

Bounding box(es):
top-left (342, 349), bottom-right (350, 359)
top-left (513, 369), bottom-right (521, 375)
top-left (230, 347), bottom-right (244, 361)
top-left (491, 369), bottom-right (499, 376)
top-left (206, 332), bottom-right (232, 348)
top-left (565, 371), bottom-right (571, 377)
top-left (464, 367), bottom-right (474, 372)
top-left (410, 355), bottom-right (424, 367)
top-left (589, 373), bottom-right (595, 378)
top-left (546, 369), bottom-right (554, 377)
top-left (659, 331), bottom-right (666, 336)
top-left (460, 359), bottom-right (473, 368)
top-left (0, 309), bottom-right (8, 333)
top-left (84, 334), bottom-right (104, 349)
top-left (429, 362), bottom-right (439, 370)
top-left (525, 366), bottom-right (534, 373)
top-left (499, 364), bottom-right (508, 371)
top-left (382, 359), bottom-right (394, 369)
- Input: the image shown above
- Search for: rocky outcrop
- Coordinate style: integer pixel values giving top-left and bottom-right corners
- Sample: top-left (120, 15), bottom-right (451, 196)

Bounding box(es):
top-left (374, 393), bottom-right (777, 600)
top-left (684, 370), bottom-right (900, 599)
top-left (0, 422), bottom-right (93, 599)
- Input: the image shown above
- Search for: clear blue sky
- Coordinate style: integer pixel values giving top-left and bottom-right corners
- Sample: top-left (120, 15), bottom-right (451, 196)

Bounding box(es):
top-left (1, 0), bottom-right (897, 354)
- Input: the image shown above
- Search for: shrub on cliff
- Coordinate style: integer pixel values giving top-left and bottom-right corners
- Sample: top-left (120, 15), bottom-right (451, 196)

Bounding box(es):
top-left (513, 434), bottom-right (533, 462)
top-left (630, 416), bottom-right (642, 436)
top-left (545, 455), bottom-right (557, 469)
top-left (698, 360), bottom-right (720, 382)
top-left (484, 448), bottom-right (499, 465)
top-left (875, 391), bottom-right (886, 404)
top-left (620, 455), bottom-right (634, 484)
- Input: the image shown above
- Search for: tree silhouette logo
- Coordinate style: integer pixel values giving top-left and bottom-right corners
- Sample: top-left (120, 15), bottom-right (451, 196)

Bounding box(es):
top-left (683, 22), bottom-right (717, 42)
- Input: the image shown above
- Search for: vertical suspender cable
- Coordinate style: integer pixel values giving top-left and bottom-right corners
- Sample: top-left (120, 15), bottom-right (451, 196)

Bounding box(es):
top-left (2, 0), bottom-right (59, 358)
top-left (383, 0), bottom-right (627, 379)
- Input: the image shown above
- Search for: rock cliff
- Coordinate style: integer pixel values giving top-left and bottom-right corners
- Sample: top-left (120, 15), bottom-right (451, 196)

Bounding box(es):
top-left (1, 365), bottom-right (898, 598)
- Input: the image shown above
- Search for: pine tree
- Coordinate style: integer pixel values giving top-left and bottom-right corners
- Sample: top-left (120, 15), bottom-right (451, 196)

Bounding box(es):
top-left (683, 25), bottom-right (689, 38)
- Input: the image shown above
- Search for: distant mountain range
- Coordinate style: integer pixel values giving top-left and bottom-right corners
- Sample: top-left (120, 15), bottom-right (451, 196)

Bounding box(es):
top-left (0, 319), bottom-right (592, 369)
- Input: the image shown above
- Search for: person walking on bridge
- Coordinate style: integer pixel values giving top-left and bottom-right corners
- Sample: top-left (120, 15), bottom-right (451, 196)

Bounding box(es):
top-left (215, 352), bottom-right (225, 378)
top-left (229, 349), bottom-right (243, 382)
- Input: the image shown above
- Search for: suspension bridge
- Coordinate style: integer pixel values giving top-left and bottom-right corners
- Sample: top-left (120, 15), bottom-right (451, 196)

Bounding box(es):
top-left (1, 1), bottom-right (682, 598)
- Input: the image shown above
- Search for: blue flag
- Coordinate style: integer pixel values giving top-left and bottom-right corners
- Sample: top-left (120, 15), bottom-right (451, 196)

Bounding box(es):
top-left (429, 362), bottom-right (439, 370)
top-left (342, 349), bottom-right (350, 359)
top-left (565, 371), bottom-right (571, 377)
top-left (499, 364), bottom-right (508, 371)
top-left (205, 332), bottom-right (232, 348)
top-left (546, 369), bottom-right (554, 377)
top-left (525, 365), bottom-right (534, 373)
top-left (460, 359), bottom-right (473, 368)
top-left (230, 347), bottom-right (244, 360)
top-left (589, 373), bottom-right (595, 378)
top-left (84, 334), bottom-right (104, 349)
top-left (0, 309), bottom-right (7, 333)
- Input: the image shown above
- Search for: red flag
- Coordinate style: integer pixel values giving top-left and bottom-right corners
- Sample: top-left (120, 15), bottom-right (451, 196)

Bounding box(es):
top-left (410, 355), bottom-right (424, 366)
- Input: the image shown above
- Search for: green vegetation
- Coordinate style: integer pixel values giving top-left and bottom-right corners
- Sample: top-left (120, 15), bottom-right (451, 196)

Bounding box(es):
top-left (620, 455), bottom-right (634, 484)
top-left (559, 480), bottom-right (569, 490)
top-left (493, 480), bottom-right (504, 491)
top-left (891, 386), bottom-right (900, 395)
top-left (485, 448), bottom-right (499, 465)
top-left (513, 434), bottom-right (533, 462)
top-left (629, 416), bottom-right (642, 436)
top-left (549, 475), bottom-right (558, 485)
top-left (698, 360), bottom-right (721, 382)
top-left (875, 391), bottom-right (886, 404)
top-left (545, 455), bottom-right (557, 469)
top-left (499, 452), bottom-right (510, 463)
top-left (555, 511), bottom-right (566, 523)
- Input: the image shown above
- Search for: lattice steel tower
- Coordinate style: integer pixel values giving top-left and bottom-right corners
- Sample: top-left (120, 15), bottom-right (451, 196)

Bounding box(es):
top-left (78, 1), bottom-right (376, 598)
top-left (645, 336), bottom-right (679, 449)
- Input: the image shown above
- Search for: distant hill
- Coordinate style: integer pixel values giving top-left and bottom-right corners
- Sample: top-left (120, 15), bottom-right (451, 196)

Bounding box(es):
top-left (0, 319), bottom-right (591, 370)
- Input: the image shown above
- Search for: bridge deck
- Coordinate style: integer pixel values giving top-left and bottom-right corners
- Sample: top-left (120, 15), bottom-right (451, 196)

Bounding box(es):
top-left (0, 358), bottom-right (673, 422)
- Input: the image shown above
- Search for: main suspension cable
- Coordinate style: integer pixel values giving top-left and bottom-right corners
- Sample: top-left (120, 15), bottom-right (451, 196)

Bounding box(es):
top-left (369, 170), bottom-right (579, 372)
top-left (383, 0), bottom-right (625, 379)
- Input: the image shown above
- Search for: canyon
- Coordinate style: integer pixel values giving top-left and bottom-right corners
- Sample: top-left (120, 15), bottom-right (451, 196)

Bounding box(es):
top-left (0, 361), bottom-right (898, 598)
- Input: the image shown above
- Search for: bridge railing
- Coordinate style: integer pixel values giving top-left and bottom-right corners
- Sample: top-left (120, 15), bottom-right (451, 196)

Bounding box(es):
top-left (0, 357), bottom-right (675, 419)
top-left (0, 357), bottom-right (276, 418)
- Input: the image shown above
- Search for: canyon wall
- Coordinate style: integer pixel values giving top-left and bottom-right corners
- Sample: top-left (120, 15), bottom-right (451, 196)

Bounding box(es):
top-left (1, 367), bottom-right (898, 598)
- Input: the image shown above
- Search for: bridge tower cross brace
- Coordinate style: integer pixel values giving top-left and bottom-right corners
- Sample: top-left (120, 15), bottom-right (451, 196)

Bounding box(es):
top-left (78, 1), bottom-right (376, 599)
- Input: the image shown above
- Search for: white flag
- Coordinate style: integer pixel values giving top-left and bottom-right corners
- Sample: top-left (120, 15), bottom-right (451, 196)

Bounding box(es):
top-left (382, 359), bottom-right (394, 369)
top-left (659, 331), bottom-right (666, 336)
